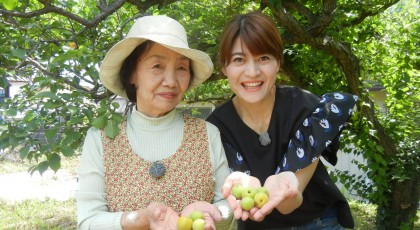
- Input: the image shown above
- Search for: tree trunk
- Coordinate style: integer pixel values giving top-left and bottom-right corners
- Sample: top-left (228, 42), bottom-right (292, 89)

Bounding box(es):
top-left (266, 1), bottom-right (418, 228)
top-left (377, 173), bottom-right (420, 229)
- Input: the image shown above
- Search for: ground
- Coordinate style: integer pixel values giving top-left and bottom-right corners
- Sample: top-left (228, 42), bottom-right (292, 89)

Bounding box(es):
top-left (0, 169), bottom-right (77, 202)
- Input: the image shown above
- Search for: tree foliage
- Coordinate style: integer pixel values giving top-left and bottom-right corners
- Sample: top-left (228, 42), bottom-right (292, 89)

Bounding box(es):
top-left (1, 0), bottom-right (419, 228)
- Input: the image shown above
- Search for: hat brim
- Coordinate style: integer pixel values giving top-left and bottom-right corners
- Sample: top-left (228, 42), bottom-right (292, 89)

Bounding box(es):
top-left (99, 36), bottom-right (213, 98)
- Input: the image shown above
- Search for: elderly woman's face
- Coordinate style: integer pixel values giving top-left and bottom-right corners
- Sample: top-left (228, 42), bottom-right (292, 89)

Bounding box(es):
top-left (130, 43), bottom-right (191, 117)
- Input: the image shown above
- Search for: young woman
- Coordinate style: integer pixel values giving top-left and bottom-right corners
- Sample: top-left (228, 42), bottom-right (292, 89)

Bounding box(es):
top-left (76, 15), bottom-right (233, 230)
top-left (207, 11), bottom-right (357, 229)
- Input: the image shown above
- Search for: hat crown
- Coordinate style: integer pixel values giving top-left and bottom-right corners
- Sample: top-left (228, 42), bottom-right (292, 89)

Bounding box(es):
top-left (127, 15), bottom-right (189, 48)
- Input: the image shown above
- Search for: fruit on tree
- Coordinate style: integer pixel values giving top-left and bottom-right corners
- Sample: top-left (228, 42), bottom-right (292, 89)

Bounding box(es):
top-left (69, 42), bottom-right (77, 49)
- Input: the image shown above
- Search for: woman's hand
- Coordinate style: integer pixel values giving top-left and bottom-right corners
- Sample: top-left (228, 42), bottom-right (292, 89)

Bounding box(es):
top-left (145, 202), bottom-right (179, 230)
top-left (180, 201), bottom-right (222, 230)
top-left (250, 171), bottom-right (300, 221)
top-left (221, 171), bottom-right (261, 221)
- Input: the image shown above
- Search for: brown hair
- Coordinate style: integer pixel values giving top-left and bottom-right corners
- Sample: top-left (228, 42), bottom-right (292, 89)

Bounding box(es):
top-left (219, 11), bottom-right (284, 67)
top-left (120, 40), bottom-right (153, 103)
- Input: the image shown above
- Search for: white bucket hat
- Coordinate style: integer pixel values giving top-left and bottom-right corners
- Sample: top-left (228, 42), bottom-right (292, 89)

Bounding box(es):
top-left (99, 15), bottom-right (214, 98)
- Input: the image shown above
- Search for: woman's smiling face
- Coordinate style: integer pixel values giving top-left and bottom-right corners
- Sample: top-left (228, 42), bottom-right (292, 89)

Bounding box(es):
top-left (131, 43), bottom-right (191, 117)
top-left (223, 37), bottom-right (279, 104)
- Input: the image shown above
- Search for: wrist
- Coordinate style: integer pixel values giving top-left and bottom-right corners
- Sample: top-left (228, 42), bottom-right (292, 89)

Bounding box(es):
top-left (126, 211), bottom-right (139, 224)
top-left (121, 210), bottom-right (149, 230)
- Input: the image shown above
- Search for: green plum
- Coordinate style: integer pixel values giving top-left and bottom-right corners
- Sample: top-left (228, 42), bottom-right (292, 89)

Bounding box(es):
top-left (256, 187), bottom-right (269, 196)
top-left (231, 185), bottom-right (244, 199)
top-left (241, 186), bottom-right (257, 198)
top-left (241, 196), bottom-right (255, 211)
top-left (254, 191), bottom-right (269, 208)
top-left (192, 218), bottom-right (205, 230)
top-left (189, 210), bottom-right (204, 221)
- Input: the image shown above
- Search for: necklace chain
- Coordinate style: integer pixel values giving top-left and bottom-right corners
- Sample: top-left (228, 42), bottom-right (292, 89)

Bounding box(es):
top-left (233, 90), bottom-right (275, 134)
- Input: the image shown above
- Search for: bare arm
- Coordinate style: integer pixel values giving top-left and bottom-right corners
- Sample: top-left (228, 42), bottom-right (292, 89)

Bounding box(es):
top-left (276, 157), bottom-right (319, 214)
top-left (251, 157), bottom-right (320, 221)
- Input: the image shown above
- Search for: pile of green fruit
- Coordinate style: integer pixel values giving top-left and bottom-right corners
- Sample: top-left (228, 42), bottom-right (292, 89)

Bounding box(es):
top-left (177, 210), bottom-right (206, 230)
top-left (231, 185), bottom-right (269, 211)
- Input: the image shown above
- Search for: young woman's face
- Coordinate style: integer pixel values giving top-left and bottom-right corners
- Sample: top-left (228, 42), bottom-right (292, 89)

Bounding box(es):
top-left (223, 38), bottom-right (279, 104)
top-left (131, 43), bottom-right (191, 117)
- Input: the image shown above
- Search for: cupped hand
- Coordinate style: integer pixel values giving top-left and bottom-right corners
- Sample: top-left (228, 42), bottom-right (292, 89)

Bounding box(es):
top-left (221, 171), bottom-right (261, 221)
top-left (180, 201), bottom-right (222, 230)
top-left (145, 202), bottom-right (179, 230)
top-left (250, 171), bottom-right (299, 221)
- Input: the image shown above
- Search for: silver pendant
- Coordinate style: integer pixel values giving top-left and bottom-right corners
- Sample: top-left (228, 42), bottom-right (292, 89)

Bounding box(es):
top-left (149, 161), bottom-right (166, 178)
top-left (259, 132), bottom-right (271, 146)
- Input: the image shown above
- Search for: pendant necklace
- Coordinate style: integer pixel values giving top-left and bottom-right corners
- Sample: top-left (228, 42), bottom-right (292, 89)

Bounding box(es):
top-left (234, 97), bottom-right (273, 147)
top-left (259, 131), bottom-right (271, 146)
top-left (149, 161), bottom-right (166, 178)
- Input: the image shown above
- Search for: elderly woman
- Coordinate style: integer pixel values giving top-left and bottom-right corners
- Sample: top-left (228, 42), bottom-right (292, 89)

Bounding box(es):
top-left (76, 15), bottom-right (232, 230)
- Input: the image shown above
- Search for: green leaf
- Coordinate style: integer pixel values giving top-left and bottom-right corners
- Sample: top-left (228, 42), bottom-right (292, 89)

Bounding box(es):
top-left (96, 107), bottom-right (108, 116)
top-left (111, 102), bottom-right (120, 109)
top-left (375, 145), bottom-right (384, 153)
top-left (83, 108), bottom-right (94, 121)
top-left (1, 0), bottom-right (18, 10)
top-left (91, 116), bottom-right (107, 129)
top-left (68, 116), bottom-right (84, 125)
top-left (37, 161), bottom-right (50, 175)
top-left (111, 113), bottom-right (124, 124)
top-left (8, 135), bottom-right (21, 148)
top-left (105, 119), bottom-right (120, 139)
top-left (19, 145), bottom-right (31, 159)
top-left (61, 146), bottom-right (74, 157)
top-left (40, 143), bottom-right (52, 152)
top-left (44, 101), bottom-right (61, 109)
top-left (48, 153), bottom-right (61, 172)
top-left (61, 131), bottom-right (82, 146)
top-left (45, 127), bottom-right (60, 140)
top-left (11, 48), bottom-right (25, 59)
top-left (6, 107), bottom-right (17, 116)
top-left (33, 91), bottom-right (60, 101)
top-left (0, 76), bottom-right (9, 88)
top-left (22, 110), bottom-right (37, 122)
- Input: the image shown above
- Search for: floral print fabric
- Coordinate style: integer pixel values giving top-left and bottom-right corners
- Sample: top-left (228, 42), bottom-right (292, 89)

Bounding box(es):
top-left (102, 114), bottom-right (214, 213)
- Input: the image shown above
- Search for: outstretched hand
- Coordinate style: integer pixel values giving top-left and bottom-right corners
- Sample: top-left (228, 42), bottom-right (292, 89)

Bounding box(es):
top-left (180, 201), bottom-right (222, 230)
top-left (250, 171), bottom-right (299, 221)
top-left (222, 171), bottom-right (261, 221)
top-left (145, 202), bottom-right (179, 230)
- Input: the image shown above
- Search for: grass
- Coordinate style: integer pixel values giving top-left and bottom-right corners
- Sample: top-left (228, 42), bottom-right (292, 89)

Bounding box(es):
top-left (0, 153), bottom-right (418, 229)
top-left (0, 198), bottom-right (396, 230)
top-left (0, 152), bottom-right (79, 230)
top-left (349, 200), bottom-right (380, 229)
top-left (0, 198), bottom-right (76, 230)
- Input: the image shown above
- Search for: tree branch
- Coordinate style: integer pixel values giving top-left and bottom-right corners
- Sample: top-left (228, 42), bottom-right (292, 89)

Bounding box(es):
top-left (308, 0), bottom-right (336, 36)
top-left (265, 0), bottom-right (312, 43)
top-left (16, 58), bottom-right (95, 94)
top-left (282, 0), bottom-right (316, 25)
top-left (280, 0), bottom-right (336, 36)
top-left (0, 0), bottom-right (126, 29)
top-left (342, 0), bottom-right (400, 27)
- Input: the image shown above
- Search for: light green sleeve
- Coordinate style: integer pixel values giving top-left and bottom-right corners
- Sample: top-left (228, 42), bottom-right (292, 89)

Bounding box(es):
top-left (206, 122), bottom-right (236, 230)
top-left (76, 127), bottom-right (123, 230)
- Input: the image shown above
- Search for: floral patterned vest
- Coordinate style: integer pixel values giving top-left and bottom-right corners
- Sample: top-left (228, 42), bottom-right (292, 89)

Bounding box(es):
top-left (102, 114), bottom-right (214, 213)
